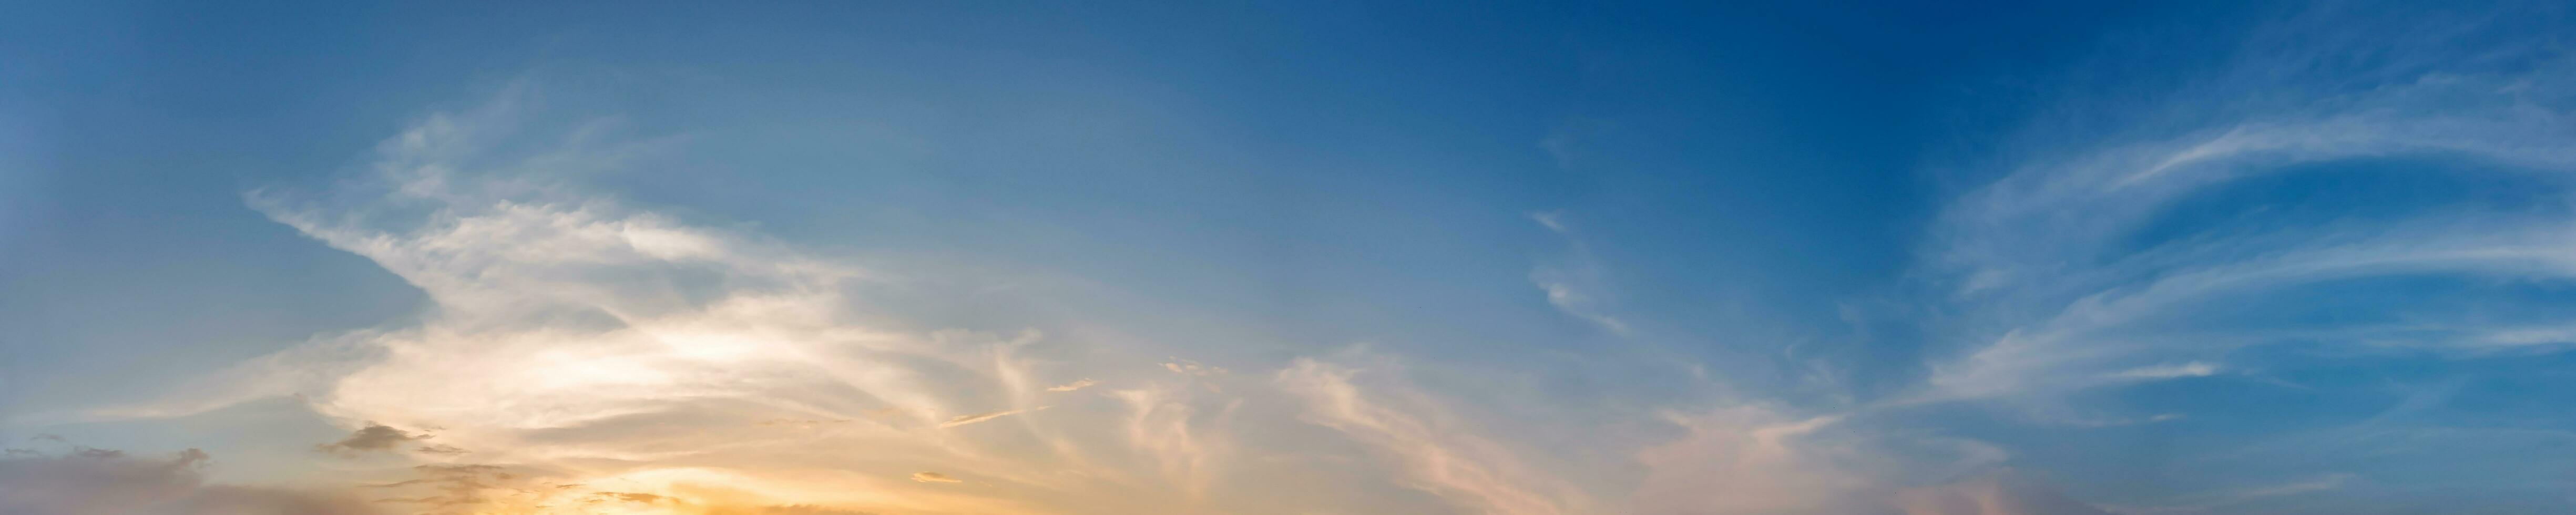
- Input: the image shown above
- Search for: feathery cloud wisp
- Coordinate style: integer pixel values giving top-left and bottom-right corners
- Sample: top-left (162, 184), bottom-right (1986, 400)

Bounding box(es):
top-left (937, 406), bottom-right (1050, 429)
top-left (1045, 379), bottom-right (1096, 392)
top-left (1528, 211), bottom-right (1630, 335)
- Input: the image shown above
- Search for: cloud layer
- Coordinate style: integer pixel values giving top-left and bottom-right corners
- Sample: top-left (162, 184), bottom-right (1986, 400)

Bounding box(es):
top-left (62, 76), bottom-right (2119, 515)
top-left (31, 5), bottom-right (2575, 514)
top-left (0, 447), bottom-right (379, 515)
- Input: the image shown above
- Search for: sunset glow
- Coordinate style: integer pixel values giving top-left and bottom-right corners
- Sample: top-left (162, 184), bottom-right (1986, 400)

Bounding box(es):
top-left (8, 2), bottom-right (2576, 514)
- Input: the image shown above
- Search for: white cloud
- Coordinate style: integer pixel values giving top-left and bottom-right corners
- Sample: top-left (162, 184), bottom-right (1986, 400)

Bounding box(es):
top-left (1633, 405), bottom-right (2111, 515)
top-left (1914, 6), bottom-right (2576, 404)
top-left (1631, 407), bottom-right (1884, 514)
top-left (1113, 384), bottom-right (1235, 497)
top-left (64, 90), bottom-right (1263, 514)
top-left (938, 406), bottom-right (1050, 428)
top-left (2103, 362), bottom-right (2219, 381)
top-left (1527, 212), bottom-right (1630, 335)
top-left (1160, 359), bottom-right (1227, 377)
top-left (1275, 358), bottom-right (1592, 515)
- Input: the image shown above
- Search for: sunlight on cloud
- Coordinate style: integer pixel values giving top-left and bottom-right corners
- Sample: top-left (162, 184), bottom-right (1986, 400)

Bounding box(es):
top-left (9, 60), bottom-right (2237, 515)
top-left (84, 91), bottom-right (1297, 514)
top-left (937, 407), bottom-right (1050, 429)
top-left (17, 2), bottom-right (2576, 514)
top-left (1632, 408), bottom-right (1876, 514)
top-left (1276, 357), bottom-right (1593, 515)
top-left (112, 89), bottom-right (2123, 514)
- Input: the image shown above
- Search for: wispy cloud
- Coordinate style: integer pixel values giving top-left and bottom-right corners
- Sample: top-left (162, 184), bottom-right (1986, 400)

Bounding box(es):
top-left (937, 406), bottom-right (1050, 428)
top-left (1914, 5), bottom-right (2576, 406)
top-left (1276, 357), bottom-right (1591, 515)
top-left (1160, 359), bottom-right (1226, 377)
top-left (1114, 384), bottom-right (1236, 497)
top-left (1528, 211), bottom-right (1631, 335)
top-left (2101, 473), bottom-right (2353, 514)
top-left (64, 88), bottom-right (1266, 514)
top-left (1045, 379), bottom-right (1096, 392)
top-left (2104, 362), bottom-right (2219, 381)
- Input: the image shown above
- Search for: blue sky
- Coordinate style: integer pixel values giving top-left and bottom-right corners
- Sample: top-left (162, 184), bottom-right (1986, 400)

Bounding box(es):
top-left (4, 1), bottom-right (2574, 514)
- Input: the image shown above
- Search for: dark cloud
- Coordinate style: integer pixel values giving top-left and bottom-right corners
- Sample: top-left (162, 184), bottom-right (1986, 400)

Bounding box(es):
top-left (316, 424), bottom-right (422, 456)
top-left (411, 444), bottom-right (468, 456)
top-left (0, 447), bottom-right (380, 515)
top-left (70, 447), bottom-right (124, 459)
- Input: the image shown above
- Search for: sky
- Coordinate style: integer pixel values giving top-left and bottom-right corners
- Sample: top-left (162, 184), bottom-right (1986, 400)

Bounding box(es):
top-left (4, 1), bottom-right (2575, 514)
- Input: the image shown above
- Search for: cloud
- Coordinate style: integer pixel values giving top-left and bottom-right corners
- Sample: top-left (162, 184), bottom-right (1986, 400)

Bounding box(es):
top-left (754, 418), bottom-right (850, 428)
top-left (704, 506), bottom-right (883, 515)
top-left (1914, 4), bottom-right (2576, 405)
top-left (1045, 379), bottom-right (1095, 392)
top-left (0, 447), bottom-right (381, 515)
top-left (316, 424), bottom-right (424, 455)
top-left (592, 491), bottom-right (679, 504)
top-left (70, 448), bottom-right (123, 459)
top-left (1112, 384), bottom-right (1236, 497)
top-left (365, 463), bottom-right (520, 510)
top-left (1528, 212), bottom-right (1630, 335)
top-left (1160, 359), bottom-right (1226, 377)
top-left (57, 87), bottom-right (1269, 514)
top-left (936, 406), bottom-right (1049, 428)
top-left (411, 444), bottom-right (469, 456)
top-left (29, 65), bottom-right (2267, 514)
top-left (1268, 357), bottom-right (2110, 515)
top-left (2102, 362), bottom-right (2218, 381)
top-left (1629, 401), bottom-right (2134, 515)
top-left (1899, 470), bottom-right (2113, 515)
top-left (2098, 473), bottom-right (2353, 514)
top-left (1529, 210), bottom-right (1571, 234)
top-left (1276, 357), bottom-right (1591, 515)
top-left (1631, 407), bottom-right (1888, 514)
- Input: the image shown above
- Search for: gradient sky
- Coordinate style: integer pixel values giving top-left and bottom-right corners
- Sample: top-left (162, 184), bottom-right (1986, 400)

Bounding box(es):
top-left (6, 1), bottom-right (2576, 514)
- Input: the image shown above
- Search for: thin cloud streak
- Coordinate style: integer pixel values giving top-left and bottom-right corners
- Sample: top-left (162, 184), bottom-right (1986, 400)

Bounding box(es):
top-left (938, 406), bottom-right (1051, 429)
top-left (1277, 357), bottom-right (1591, 515)
top-left (1528, 211), bottom-right (1631, 335)
top-left (1915, 6), bottom-right (2576, 406)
